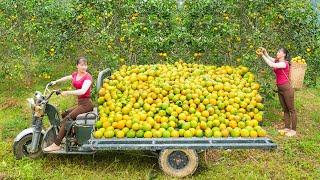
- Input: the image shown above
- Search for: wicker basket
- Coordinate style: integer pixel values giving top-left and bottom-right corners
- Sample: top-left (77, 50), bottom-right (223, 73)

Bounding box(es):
top-left (289, 62), bottom-right (307, 90)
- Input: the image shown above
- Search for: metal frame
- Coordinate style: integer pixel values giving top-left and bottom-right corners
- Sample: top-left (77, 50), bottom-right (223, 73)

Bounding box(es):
top-left (79, 137), bottom-right (277, 151)
top-left (68, 68), bottom-right (278, 154)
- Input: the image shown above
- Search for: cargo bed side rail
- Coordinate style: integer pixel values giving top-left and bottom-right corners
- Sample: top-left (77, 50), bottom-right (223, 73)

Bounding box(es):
top-left (81, 137), bottom-right (277, 151)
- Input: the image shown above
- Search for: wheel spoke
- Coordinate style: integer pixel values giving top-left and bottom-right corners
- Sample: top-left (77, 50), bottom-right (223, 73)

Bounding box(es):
top-left (22, 140), bottom-right (32, 155)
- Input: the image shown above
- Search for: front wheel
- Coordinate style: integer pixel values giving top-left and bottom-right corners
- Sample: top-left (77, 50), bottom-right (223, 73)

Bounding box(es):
top-left (159, 149), bottom-right (199, 178)
top-left (13, 134), bottom-right (43, 160)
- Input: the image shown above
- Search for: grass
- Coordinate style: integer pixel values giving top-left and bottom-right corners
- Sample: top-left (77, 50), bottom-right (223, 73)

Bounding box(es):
top-left (0, 84), bottom-right (320, 179)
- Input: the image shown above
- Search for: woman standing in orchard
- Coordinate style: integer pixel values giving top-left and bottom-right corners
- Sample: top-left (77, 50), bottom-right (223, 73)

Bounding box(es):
top-left (44, 57), bottom-right (94, 152)
top-left (258, 47), bottom-right (297, 137)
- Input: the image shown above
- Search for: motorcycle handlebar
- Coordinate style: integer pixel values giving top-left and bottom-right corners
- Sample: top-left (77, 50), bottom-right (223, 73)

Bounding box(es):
top-left (45, 90), bottom-right (61, 100)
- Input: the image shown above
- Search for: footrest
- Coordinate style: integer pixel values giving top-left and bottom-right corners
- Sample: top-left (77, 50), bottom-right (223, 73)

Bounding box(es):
top-left (44, 148), bottom-right (95, 154)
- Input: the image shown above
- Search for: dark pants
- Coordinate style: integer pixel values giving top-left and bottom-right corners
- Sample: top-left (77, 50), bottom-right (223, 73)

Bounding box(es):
top-left (277, 83), bottom-right (297, 130)
top-left (55, 98), bottom-right (94, 145)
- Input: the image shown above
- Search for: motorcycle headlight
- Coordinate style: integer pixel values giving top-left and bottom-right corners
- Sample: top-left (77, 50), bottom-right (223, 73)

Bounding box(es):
top-left (27, 98), bottom-right (35, 110)
top-left (34, 91), bottom-right (44, 104)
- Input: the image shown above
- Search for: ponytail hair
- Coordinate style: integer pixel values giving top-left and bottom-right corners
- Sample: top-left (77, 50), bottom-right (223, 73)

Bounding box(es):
top-left (279, 47), bottom-right (291, 63)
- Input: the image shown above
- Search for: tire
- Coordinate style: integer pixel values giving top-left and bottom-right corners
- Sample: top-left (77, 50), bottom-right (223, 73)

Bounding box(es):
top-left (159, 149), bottom-right (199, 178)
top-left (13, 134), bottom-right (43, 160)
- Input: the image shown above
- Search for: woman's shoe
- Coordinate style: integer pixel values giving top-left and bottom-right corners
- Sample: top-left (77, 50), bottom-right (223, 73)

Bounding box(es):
top-left (43, 143), bottom-right (61, 152)
top-left (278, 128), bottom-right (290, 134)
top-left (285, 130), bottom-right (297, 137)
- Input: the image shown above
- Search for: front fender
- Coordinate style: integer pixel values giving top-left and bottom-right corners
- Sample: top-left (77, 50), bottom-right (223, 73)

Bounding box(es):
top-left (14, 128), bottom-right (46, 142)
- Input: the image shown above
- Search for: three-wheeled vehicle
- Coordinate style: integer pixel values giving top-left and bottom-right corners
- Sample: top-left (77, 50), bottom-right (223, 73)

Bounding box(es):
top-left (13, 68), bottom-right (277, 178)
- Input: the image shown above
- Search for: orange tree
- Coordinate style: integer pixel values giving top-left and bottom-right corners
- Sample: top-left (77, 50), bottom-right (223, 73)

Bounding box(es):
top-left (0, 0), bottom-right (319, 98)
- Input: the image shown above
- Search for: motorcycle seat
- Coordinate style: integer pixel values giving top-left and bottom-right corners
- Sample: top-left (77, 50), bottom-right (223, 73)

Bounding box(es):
top-left (75, 108), bottom-right (98, 125)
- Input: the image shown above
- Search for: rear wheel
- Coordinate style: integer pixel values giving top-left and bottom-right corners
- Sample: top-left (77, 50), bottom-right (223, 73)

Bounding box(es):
top-left (159, 149), bottom-right (198, 178)
top-left (13, 134), bottom-right (43, 160)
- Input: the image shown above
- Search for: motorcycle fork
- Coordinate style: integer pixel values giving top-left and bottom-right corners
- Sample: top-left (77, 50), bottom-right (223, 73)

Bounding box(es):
top-left (30, 117), bottom-right (43, 153)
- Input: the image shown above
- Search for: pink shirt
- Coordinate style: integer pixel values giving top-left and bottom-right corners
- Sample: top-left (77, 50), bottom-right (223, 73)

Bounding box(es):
top-left (273, 61), bottom-right (290, 85)
top-left (71, 72), bottom-right (92, 99)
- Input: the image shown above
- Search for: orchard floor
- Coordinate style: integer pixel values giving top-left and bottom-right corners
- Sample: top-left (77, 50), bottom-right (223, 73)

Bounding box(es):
top-left (0, 84), bottom-right (319, 179)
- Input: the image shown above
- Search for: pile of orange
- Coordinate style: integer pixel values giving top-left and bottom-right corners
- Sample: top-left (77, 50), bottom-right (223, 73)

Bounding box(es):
top-left (94, 60), bottom-right (267, 138)
top-left (291, 56), bottom-right (307, 64)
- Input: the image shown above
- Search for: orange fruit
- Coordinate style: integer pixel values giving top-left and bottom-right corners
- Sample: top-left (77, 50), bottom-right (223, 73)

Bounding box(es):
top-left (116, 121), bottom-right (126, 129)
top-left (116, 130), bottom-right (125, 138)
top-left (250, 130), bottom-right (258, 138)
top-left (229, 120), bottom-right (237, 128)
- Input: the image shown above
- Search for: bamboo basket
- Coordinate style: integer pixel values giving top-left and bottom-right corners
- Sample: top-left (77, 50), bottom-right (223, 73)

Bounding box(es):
top-left (289, 62), bottom-right (307, 90)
